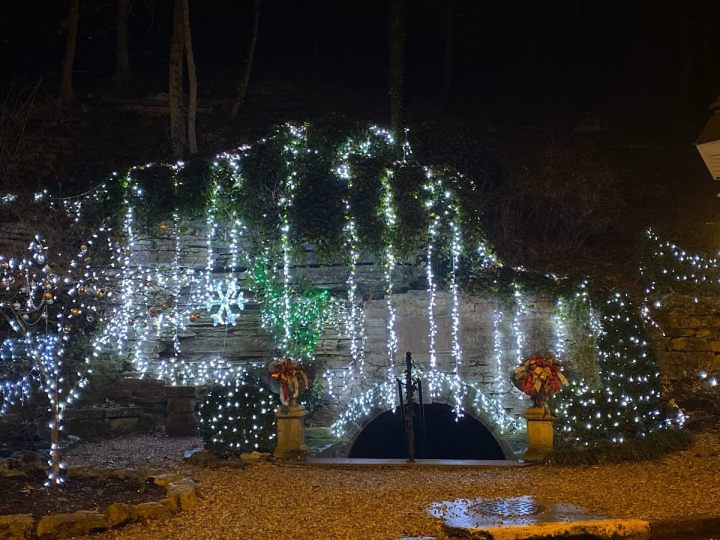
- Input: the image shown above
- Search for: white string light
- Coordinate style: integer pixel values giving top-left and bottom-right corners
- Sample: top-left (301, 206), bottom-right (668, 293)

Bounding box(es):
top-left (0, 126), bottom-right (682, 462)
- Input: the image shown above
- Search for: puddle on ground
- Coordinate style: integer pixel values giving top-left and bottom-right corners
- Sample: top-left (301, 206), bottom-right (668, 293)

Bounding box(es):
top-left (428, 495), bottom-right (603, 528)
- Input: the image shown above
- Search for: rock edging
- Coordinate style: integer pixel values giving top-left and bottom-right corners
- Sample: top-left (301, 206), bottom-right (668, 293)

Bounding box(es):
top-left (0, 469), bottom-right (199, 540)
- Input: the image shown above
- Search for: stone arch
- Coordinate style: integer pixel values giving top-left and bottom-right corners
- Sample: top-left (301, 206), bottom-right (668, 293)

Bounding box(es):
top-left (328, 378), bottom-right (526, 459)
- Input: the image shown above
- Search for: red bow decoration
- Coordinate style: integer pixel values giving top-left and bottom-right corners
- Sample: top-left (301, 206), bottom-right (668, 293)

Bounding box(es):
top-left (513, 354), bottom-right (568, 400)
top-left (269, 357), bottom-right (308, 406)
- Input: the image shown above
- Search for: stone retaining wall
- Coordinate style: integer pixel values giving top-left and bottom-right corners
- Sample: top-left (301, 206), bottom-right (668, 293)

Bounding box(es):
top-left (5, 219), bottom-right (720, 453)
top-left (119, 224), bottom-right (601, 445)
top-left (651, 292), bottom-right (720, 382)
top-left (65, 406), bottom-right (155, 439)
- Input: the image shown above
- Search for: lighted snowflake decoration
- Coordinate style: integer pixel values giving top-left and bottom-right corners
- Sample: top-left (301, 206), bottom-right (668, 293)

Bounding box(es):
top-left (206, 279), bottom-right (245, 326)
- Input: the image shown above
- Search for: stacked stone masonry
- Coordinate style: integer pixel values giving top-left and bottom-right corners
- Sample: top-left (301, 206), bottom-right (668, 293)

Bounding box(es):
top-left (651, 292), bottom-right (720, 381)
top-left (6, 220), bottom-right (711, 451)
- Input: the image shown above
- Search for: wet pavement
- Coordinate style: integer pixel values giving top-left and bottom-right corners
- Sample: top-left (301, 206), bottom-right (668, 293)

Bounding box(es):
top-left (428, 495), bottom-right (603, 528)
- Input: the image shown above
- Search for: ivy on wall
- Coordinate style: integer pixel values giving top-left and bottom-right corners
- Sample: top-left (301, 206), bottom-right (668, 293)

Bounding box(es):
top-left (64, 122), bottom-right (492, 264)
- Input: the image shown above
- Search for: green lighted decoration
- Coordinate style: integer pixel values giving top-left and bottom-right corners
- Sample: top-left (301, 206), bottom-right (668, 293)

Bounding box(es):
top-left (247, 254), bottom-right (332, 361)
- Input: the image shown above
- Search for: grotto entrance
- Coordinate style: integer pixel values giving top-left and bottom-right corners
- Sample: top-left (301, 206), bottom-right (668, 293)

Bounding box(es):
top-left (348, 403), bottom-right (506, 460)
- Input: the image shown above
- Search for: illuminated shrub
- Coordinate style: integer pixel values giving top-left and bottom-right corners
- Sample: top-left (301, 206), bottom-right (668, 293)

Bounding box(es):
top-left (198, 377), bottom-right (276, 454)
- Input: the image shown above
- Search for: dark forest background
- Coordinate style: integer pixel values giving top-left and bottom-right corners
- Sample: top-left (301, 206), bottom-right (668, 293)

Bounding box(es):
top-left (2, 0), bottom-right (720, 287)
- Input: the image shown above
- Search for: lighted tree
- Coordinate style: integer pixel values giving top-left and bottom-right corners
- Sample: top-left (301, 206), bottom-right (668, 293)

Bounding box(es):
top-left (555, 292), bottom-right (667, 445)
top-left (0, 232), bottom-right (110, 486)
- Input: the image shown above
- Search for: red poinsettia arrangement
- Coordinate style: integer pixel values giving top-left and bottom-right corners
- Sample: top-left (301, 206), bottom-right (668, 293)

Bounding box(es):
top-left (268, 357), bottom-right (308, 407)
top-left (513, 354), bottom-right (568, 405)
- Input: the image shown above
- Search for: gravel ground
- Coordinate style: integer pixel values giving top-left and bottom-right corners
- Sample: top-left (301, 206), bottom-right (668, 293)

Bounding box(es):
top-left (66, 430), bottom-right (720, 540)
top-left (66, 432), bottom-right (202, 471)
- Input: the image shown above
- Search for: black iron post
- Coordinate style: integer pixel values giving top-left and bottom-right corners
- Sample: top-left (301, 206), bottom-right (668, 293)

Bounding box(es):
top-left (404, 351), bottom-right (416, 462)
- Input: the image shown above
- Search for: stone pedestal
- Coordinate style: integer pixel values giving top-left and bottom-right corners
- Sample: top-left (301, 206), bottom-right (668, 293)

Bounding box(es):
top-left (273, 404), bottom-right (309, 461)
top-left (165, 386), bottom-right (197, 436)
top-left (523, 406), bottom-right (555, 462)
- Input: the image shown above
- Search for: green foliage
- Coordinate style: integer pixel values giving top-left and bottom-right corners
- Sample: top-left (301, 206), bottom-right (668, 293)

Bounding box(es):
top-left (341, 127), bottom-right (402, 254)
top-left (545, 428), bottom-right (692, 465)
top-left (198, 376), bottom-right (276, 455)
top-left (462, 265), bottom-right (578, 300)
top-left (235, 130), bottom-right (289, 237)
top-left (290, 148), bottom-right (346, 258)
top-left (175, 159), bottom-right (214, 218)
top-left (124, 159), bottom-right (213, 226)
top-left (387, 163), bottom-right (427, 257)
top-left (346, 155), bottom-right (386, 253)
top-left (297, 372), bottom-right (328, 414)
top-left (98, 121), bottom-right (505, 271)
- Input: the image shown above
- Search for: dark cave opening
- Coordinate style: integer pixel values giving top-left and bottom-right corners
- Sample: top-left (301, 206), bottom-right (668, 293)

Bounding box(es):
top-left (348, 403), bottom-right (506, 460)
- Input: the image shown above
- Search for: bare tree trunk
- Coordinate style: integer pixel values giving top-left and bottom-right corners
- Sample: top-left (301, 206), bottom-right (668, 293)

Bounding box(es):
top-left (312, 0), bottom-right (329, 79)
top-left (49, 405), bottom-right (61, 487)
top-left (60, 0), bottom-right (80, 102)
top-left (32, 339), bottom-right (63, 488)
top-left (232, 0), bottom-right (261, 116)
top-left (388, 0), bottom-right (408, 133)
top-left (169, 0), bottom-right (186, 157)
top-left (114, 0), bottom-right (131, 87)
top-left (441, 0), bottom-right (455, 108)
top-left (180, 0), bottom-right (197, 154)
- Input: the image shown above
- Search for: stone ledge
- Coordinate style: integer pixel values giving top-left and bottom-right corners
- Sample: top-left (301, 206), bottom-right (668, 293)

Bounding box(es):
top-left (133, 502), bottom-right (174, 522)
top-left (442, 518), bottom-right (650, 539)
top-left (0, 515), bottom-right (34, 540)
top-left (649, 514), bottom-right (720, 540)
top-left (105, 503), bottom-right (137, 528)
top-left (65, 407), bottom-right (155, 439)
top-left (36, 511), bottom-right (106, 539)
top-left (440, 514), bottom-right (720, 539)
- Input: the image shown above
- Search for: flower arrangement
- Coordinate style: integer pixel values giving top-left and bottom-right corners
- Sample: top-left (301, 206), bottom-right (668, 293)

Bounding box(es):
top-left (513, 354), bottom-right (568, 408)
top-left (268, 357), bottom-right (308, 407)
